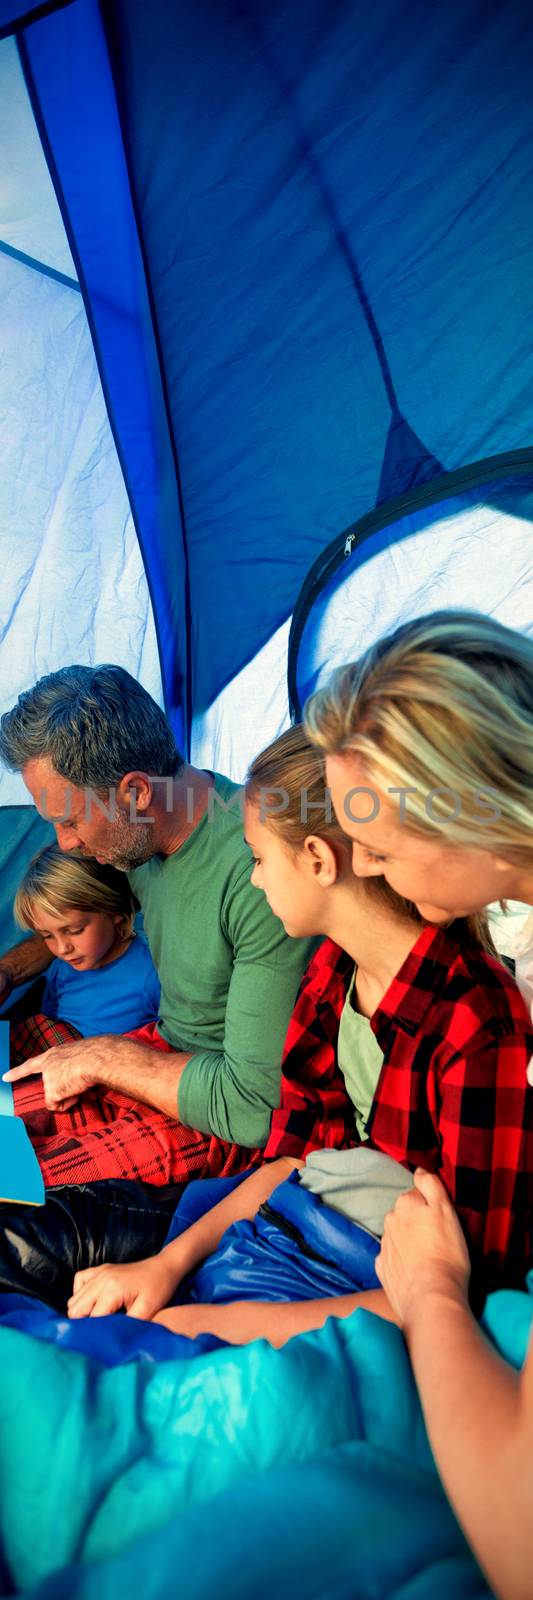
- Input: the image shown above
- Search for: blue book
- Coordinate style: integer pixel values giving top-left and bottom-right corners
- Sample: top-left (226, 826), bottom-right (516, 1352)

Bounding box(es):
top-left (0, 1023), bottom-right (45, 1205)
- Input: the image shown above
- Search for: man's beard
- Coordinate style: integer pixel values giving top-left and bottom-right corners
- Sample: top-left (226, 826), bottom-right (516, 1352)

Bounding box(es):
top-left (89, 820), bottom-right (156, 872)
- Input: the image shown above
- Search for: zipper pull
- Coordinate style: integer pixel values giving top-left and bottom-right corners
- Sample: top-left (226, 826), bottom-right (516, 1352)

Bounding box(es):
top-left (344, 532), bottom-right (356, 555)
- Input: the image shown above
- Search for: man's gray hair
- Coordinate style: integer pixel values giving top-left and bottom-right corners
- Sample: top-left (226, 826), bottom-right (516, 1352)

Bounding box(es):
top-left (0, 665), bottom-right (183, 788)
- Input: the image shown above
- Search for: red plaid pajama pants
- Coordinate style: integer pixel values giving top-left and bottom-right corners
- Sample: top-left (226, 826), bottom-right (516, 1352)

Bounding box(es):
top-left (9, 1015), bottom-right (260, 1188)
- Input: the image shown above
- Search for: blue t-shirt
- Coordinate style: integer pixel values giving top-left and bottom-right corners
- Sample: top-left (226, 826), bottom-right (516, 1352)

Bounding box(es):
top-left (41, 936), bottom-right (161, 1037)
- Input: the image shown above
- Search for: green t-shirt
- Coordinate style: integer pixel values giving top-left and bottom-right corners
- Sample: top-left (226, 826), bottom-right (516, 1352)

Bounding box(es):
top-left (337, 969), bottom-right (384, 1140)
top-left (129, 775), bottom-right (314, 1148)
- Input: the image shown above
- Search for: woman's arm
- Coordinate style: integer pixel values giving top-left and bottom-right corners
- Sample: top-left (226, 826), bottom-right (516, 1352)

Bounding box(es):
top-left (153, 1287), bottom-right (395, 1345)
top-left (376, 1170), bottom-right (533, 1600)
top-left (68, 1157), bottom-right (302, 1319)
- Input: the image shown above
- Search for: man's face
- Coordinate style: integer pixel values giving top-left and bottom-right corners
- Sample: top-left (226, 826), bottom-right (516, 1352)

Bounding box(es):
top-left (23, 757), bottom-right (156, 871)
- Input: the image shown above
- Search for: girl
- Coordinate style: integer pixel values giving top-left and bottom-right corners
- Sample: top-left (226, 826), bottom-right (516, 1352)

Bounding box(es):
top-left (67, 725), bottom-right (532, 1336)
top-left (10, 846), bottom-right (160, 1063)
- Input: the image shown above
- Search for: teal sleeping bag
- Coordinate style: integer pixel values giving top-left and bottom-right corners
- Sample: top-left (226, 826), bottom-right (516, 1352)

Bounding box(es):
top-left (1, 1272), bottom-right (531, 1598)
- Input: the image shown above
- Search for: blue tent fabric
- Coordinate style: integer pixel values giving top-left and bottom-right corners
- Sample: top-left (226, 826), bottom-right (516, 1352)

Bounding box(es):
top-left (19, 0), bottom-right (190, 737)
top-left (0, 2), bottom-right (74, 33)
top-left (0, 0), bottom-right (532, 933)
top-left (0, 25), bottom-right (165, 758)
top-left (290, 463), bottom-right (533, 712)
top-left (102, 0), bottom-right (533, 722)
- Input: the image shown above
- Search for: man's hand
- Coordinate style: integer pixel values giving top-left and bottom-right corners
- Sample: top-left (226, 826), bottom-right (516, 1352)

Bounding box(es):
top-left (4, 1035), bottom-right (117, 1111)
top-left (68, 1254), bottom-right (178, 1320)
top-left (375, 1169), bottom-right (471, 1330)
top-left (4, 1033), bottom-right (188, 1119)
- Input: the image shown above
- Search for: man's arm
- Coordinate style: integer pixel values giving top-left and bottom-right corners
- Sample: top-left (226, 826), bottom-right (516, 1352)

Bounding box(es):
top-left (376, 1171), bottom-right (533, 1600)
top-left (178, 865), bottom-right (315, 1146)
top-left (5, 870), bottom-right (311, 1137)
top-left (0, 933), bottom-right (52, 1001)
top-left (153, 1288), bottom-right (395, 1346)
top-left (5, 1033), bottom-right (191, 1117)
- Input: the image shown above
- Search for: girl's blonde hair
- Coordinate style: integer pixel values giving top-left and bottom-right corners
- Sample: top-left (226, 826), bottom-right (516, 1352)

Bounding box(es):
top-left (305, 610), bottom-right (533, 865)
top-left (246, 724), bottom-right (494, 952)
top-left (15, 846), bottom-right (136, 939)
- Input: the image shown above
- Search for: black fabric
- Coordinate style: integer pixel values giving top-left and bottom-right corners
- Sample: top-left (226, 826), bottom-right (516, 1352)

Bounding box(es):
top-left (0, 1180), bottom-right (185, 1312)
top-left (4, 975), bottom-right (46, 1022)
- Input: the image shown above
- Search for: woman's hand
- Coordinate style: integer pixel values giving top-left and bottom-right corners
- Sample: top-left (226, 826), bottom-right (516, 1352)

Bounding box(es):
top-left (375, 1169), bottom-right (471, 1329)
top-left (67, 1252), bottom-right (179, 1320)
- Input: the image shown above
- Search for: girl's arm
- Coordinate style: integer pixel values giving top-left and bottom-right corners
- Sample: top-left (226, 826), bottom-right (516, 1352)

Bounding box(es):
top-left (68, 1156), bottom-right (302, 1319)
top-left (153, 1289), bottom-right (396, 1345)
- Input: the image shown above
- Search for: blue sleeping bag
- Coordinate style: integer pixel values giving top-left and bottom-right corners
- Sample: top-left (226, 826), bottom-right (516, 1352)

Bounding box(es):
top-left (0, 1275), bottom-right (530, 1598)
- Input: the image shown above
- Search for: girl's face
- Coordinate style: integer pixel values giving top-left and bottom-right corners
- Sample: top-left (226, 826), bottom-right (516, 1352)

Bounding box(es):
top-left (30, 907), bottom-right (124, 970)
top-left (244, 799), bottom-right (331, 937)
top-left (326, 752), bottom-right (513, 921)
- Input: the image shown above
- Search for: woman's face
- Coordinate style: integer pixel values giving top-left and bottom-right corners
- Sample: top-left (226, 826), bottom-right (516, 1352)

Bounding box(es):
top-left (325, 752), bottom-right (512, 920)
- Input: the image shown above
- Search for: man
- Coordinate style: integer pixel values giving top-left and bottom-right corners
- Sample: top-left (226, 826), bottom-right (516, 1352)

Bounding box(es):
top-left (0, 664), bottom-right (313, 1187)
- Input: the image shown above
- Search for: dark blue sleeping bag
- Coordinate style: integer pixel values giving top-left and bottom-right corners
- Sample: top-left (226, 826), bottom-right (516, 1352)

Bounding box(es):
top-left (170, 1169), bottom-right (380, 1304)
top-left (0, 1170), bottom-right (379, 1363)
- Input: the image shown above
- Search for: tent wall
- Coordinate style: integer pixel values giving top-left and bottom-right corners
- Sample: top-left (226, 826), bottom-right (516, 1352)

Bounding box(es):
top-left (0, 0), bottom-right (532, 950)
top-left (103, 0), bottom-right (533, 756)
top-left (0, 30), bottom-right (164, 815)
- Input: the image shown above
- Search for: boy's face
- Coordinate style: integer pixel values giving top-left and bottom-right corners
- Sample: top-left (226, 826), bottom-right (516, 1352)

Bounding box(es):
top-left (30, 907), bottom-right (123, 970)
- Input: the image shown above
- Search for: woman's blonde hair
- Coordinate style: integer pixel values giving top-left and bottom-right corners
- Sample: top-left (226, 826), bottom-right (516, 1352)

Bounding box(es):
top-left (245, 724), bottom-right (495, 952)
top-left (15, 846), bottom-right (136, 939)
top-left (305, 610), bottom-right (533, 864)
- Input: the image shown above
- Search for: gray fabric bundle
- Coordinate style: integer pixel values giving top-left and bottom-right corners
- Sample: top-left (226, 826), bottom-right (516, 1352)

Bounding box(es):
top-left (299, 1146), bottom-right (414, 1238)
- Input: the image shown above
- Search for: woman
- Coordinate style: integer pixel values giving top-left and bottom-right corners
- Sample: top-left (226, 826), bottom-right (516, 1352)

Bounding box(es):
top-left (305, 609), bottom-right (533, 925)
top-left (305, 609), bottom-right (533, 1600)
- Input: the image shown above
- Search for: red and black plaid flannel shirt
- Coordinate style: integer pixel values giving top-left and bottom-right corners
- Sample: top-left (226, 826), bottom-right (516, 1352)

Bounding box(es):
top-left (265, 925), bottom-right (533, 1293)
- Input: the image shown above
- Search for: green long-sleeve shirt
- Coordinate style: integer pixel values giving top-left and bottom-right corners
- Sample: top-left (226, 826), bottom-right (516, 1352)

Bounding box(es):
top-left (129, 775), bottom-right (314, 1148)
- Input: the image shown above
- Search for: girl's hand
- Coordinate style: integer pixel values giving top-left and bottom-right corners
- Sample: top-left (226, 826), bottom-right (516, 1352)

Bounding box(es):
top-left (67, 1252), bottom-right (179, 1320)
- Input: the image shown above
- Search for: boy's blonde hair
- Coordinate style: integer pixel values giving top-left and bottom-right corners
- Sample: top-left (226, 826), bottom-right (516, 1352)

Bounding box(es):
top-left (305, 610), bottom-right (533, 864)
top-left (245, 724), bottom-right (494, 951)
top-left (15, 846), bottom-right (136, 939)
